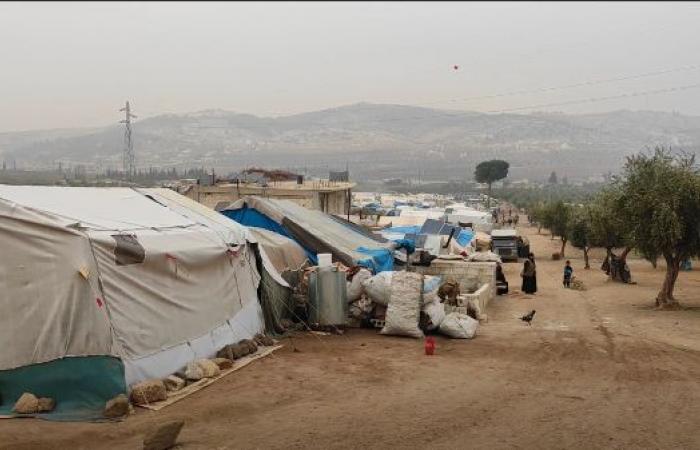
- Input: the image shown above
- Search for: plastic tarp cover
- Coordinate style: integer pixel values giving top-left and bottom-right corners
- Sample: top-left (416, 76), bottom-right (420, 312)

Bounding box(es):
top-left (0, 185), bottom-right (194, 231)
top-left (248, 227), bottom-right (308, 274)
top-left (222, 197), bottom-right (394, 273)
top-left (0, 200), bottom-right (114, 371)
top-left (138, 188), bottom-right (249, 245)
top-left (122, 300), bottom-right (264, 384)
top-left (355, 247), bottom-right (394, 273)
top-left (0, 356), bottom-right (127, 421)
top-left (456, 229), bottom-right (474, 247)
top-left (89, 228), bottom-right (260, 360)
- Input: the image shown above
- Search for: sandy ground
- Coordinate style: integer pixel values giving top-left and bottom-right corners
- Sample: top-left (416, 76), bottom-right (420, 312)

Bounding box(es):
top-left (3, 224), bottom-right (700, 449)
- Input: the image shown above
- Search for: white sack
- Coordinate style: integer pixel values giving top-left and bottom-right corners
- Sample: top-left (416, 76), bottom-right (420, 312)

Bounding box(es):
top-left (347, 268), bottom-right (372, 302)
top-left (421, 300), bottom-right (445, 331)
top-left (440, 312), bottom-right (479, 339)
top-left (380, 271), bottom-right (424, 338)
top-left (362, 271), bottom-right (393, 305)
top-left (467, 251), bottom-right (502, 263)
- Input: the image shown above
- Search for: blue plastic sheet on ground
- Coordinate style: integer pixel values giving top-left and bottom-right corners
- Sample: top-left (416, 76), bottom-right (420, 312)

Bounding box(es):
top-left (355, 247), bottom-right (394, 273)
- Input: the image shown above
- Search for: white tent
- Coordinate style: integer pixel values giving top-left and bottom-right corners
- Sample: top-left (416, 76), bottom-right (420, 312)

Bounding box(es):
top-left (0, 186), bottom-right (265, 418)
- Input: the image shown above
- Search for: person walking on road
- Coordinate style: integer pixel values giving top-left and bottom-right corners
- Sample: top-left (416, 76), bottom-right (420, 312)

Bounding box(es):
top-left (521, 252), bottom-right (537, 294)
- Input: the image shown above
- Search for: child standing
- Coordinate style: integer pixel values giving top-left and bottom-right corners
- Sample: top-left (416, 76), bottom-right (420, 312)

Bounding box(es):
top-left (563, 260), bottom-right (573, 288)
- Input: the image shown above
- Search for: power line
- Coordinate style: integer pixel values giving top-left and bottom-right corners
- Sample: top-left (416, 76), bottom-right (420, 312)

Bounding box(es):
top-left (486, 82), bottom-right (700, 113)
top-left (417, 63), bottom-right (700, 107)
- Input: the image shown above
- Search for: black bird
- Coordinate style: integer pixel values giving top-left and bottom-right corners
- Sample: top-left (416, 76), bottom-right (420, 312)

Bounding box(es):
top-left (520, 310), bottom-right (536, 325)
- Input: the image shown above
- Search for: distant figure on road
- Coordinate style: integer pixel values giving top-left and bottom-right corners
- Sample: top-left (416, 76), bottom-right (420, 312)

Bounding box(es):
top-left (563, 260), bottom-right (573, 288)
top-left (521, 252), bottom-right (537, 294)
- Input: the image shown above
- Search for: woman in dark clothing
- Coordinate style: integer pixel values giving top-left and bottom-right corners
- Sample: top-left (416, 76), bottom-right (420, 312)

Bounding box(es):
top-left (496, 262), bottom-right (509, 295)
top-left (521, 252), bottom-right (537, 294)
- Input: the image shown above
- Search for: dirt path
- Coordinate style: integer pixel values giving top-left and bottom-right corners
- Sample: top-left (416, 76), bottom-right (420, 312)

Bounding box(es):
top-left (3, 225), bottom-right (700, 449)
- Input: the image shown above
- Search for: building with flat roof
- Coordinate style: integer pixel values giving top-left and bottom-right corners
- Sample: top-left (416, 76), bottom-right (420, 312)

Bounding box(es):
top-left (183, 179), bottom-right (355, 216)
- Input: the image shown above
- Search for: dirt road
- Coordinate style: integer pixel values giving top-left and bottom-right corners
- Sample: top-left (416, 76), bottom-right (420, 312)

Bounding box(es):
top-left (3, 225), bottom-right (700, 449)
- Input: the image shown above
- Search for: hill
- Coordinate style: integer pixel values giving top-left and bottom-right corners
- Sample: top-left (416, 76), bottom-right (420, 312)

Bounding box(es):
top-left (3, 104), bottom-right (700, 182)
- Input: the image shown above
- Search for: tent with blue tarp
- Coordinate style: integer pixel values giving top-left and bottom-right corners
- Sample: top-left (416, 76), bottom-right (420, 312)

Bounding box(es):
top-left (219, 197), bottom-right (395, 273)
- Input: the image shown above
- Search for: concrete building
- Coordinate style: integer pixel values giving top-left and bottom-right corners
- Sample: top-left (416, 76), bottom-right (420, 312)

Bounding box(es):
top-left (183, 179), bottom-right (355, 215)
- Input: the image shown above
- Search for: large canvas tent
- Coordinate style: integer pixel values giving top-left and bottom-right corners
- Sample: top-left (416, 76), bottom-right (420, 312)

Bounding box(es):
top-left (0, 186), bottom-right (265, 420)
top-left (219, 197), bottom-right (395, 273)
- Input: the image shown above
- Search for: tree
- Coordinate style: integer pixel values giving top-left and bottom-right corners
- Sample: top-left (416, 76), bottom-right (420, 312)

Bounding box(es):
top-left (614, 148), bottom-right (700, 308)
top-left (474, 160), bottom-right (509, 209)
top-left (548, 171), bottom-right (558, 184)
top-left (529, 202), bottom-right (548, 234)
top-left (545, 201), bottom-right (572, 257)
top-left (570, 206), bottom-right (593, 269)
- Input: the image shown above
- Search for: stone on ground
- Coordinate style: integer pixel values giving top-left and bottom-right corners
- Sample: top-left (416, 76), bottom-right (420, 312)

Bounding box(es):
top-left (212, 357), bottom-right (233, 370)
top-left (37, 397), bottom-right (55, 413)
top-left (13, 392), bottom-right (39, 414)
top-left (104, 394), bottom-right (130, 419)
top-left (185, 362), bottom-right (204, 381)
top-left (163, 375), bottom-right (186, 392)
top-left (143, 420), bottom-right (185, 450)
top-left (196, 359), bottom-right (221, 378)
top-left (130, 379), bottom-right (167, 405)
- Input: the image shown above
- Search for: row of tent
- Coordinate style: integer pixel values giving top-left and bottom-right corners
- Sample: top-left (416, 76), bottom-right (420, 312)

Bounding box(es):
top-left (0, 186), bottom-right (396, 420)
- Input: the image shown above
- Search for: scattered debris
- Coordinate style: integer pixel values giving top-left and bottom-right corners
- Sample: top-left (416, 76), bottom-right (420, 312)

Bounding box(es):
top-left (570, 277), bottom-right (586, 291)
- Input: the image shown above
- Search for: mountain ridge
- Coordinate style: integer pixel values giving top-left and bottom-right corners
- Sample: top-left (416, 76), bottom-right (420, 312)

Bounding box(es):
top-left (2, 103), bottom-right (699, 181)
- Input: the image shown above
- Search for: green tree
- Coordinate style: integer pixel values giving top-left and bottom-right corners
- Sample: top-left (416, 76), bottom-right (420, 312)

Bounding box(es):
top-left (474, 160), bottom-right (509, 209)
top-left (548, 171), bottom-right (558, 184)
top-left (588, 188), bottom-right (632, 259)
top-left (570, 206), bottom-right (593, 269)
top-left (545, 201), bottom-right (572, 257)
top-left (614, 148), bottom-right (700, 308)
top-left (529, 202), bottom-right (548, 234)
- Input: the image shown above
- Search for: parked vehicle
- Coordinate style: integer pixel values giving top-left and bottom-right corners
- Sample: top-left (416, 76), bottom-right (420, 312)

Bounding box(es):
top-left (490, 229), bottom-right (520, 262)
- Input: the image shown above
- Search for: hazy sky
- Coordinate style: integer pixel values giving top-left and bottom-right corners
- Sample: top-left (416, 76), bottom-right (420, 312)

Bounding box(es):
top-left (2, 1), bottom-right (700, 132)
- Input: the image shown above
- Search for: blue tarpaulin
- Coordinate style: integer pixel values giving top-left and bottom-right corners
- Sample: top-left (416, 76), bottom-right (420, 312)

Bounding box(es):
top-left (221, 206), bottom-right (318, 263)
top-left (355, 247), bottom-right (394, 273)
top-left (383, 225), bottom-right (422, 235)
top-left (456, 229), bottom-right (474, 247)
top-left (221, 200), bottom-right (395, 273)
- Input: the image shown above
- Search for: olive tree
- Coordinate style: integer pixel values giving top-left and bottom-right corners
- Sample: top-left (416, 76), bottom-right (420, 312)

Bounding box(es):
top-left (474, 160), bottom-right (509, 209)
top-left (569, 206), bottom-right (593, 269)
top-left (615, 148), bottom-right (700, 308)
top-left (545, 201), bottom-right (573, 257)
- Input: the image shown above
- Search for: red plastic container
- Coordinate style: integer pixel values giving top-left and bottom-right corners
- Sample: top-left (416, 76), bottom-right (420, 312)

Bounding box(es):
top-left (424, 336), bottom-right (436, 355)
